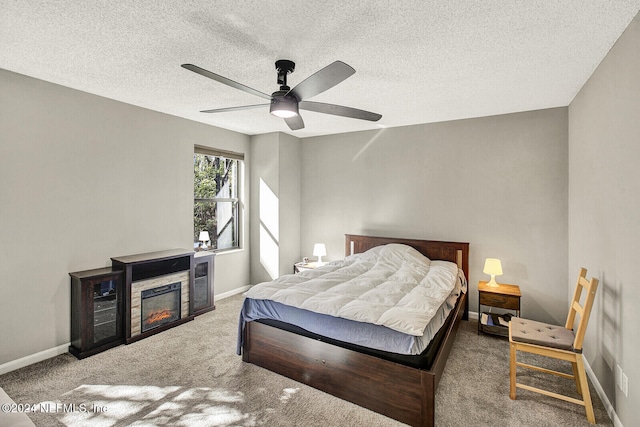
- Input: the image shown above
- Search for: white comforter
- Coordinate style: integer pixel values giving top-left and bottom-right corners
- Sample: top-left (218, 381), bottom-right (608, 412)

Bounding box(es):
top-left (244, 244), bottom-right (460, 336)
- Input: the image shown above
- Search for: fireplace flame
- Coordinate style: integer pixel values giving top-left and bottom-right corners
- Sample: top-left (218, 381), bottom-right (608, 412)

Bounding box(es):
top-left (145, 309), bottom-right (174, 325)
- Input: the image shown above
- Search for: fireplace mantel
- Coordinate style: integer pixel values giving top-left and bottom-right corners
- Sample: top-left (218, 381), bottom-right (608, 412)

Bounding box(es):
top-left (112, 249), bottom-right (195, 344)
top-left (111, 248), bottom-right (193, 266)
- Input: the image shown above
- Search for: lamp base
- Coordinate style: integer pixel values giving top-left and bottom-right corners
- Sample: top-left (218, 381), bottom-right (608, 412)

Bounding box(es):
top-left (486, 276), bottom-right (500, 287)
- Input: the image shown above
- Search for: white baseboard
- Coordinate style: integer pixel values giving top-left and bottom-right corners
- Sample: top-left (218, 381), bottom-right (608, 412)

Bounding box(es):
top-left (583, 358), bottom-right (622, 426)
top-left (0, 285), bottom-right (251, 376)
top-left (215, 285), bottom-right (250, 301)
top-left (468, 310), bottom-right (621, 426)
top-left (0, 343), bottom-right (69, 376)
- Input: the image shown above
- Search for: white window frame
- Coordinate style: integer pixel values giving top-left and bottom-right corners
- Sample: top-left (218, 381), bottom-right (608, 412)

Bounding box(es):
top-left (193, 146), bottom-right (244, 252)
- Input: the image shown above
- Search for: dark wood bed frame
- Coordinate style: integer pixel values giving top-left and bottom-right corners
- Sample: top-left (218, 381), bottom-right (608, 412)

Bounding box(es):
top-left (242, 234), bottom-right (470, 427)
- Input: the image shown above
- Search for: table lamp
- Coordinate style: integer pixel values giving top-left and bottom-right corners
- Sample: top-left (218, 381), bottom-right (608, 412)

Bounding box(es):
top-left (199, 231), bottom-right (210, 250)
top-left (483, 258), bottom-right (503, 287)
top-left (313, 243), bottom-right (327, 265)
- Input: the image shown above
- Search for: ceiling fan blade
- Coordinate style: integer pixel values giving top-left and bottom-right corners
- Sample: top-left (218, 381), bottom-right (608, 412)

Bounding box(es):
top-left (284, 115), bottom-right (305, 130)
top-left (200, 104), bottom-right (269, 113)
top-left (299, 101), bottom-right (382, 122)
top-left (288, 61), bottom-right (355, 101)
top-left (182, 64), bottom-right (272, 101)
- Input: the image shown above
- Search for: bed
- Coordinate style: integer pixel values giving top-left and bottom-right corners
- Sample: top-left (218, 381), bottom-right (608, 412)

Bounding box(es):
top-left (239, 234), bottom-right (469, 427)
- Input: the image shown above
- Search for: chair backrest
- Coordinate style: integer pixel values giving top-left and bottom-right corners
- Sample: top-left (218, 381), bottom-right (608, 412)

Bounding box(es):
top-left (565, 268), bottom-right (599, 351)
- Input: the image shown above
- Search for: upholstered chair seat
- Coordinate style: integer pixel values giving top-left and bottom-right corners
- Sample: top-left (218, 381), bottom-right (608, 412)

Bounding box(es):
top-left (510, 318), bottom-right (576, 352)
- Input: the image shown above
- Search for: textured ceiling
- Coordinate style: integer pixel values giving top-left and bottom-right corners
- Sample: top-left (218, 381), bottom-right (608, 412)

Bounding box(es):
top-left (1, 1), bottom-right (639, 137)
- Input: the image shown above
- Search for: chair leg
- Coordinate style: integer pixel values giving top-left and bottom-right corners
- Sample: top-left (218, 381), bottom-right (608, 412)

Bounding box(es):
top-left (571, 361), bottom-right (582, 396)
top-left (575, 356), bottom-right (595, 424)
top-left (510, 342), bottom-right (517, 399)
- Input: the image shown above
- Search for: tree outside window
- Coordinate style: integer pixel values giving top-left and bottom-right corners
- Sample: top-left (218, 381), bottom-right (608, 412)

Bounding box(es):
top-left (194, 152), bottom-right (240, 251)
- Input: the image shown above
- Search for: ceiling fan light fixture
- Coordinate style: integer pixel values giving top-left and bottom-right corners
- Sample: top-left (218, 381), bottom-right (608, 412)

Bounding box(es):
top-left (270, 97), bottom-right (299, 118)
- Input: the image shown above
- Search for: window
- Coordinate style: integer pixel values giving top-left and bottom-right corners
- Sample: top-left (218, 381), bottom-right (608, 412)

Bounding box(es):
top-left (194, 147), bottom-right (243, 251)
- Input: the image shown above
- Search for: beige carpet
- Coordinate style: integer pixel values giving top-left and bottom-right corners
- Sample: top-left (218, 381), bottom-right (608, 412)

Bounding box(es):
top-left (0, 294), bottom-right (613, 426)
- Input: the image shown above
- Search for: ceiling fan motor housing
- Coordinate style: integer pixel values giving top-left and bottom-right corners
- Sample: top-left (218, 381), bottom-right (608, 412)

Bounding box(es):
top-left (275, 59), bottom-right (295, 87)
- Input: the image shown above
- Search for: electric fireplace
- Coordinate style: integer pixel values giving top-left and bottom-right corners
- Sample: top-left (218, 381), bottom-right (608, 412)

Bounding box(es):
top-left (141, 282), bottom-right (181, 332)
top-left (112, 249), bottom-right (194, 343)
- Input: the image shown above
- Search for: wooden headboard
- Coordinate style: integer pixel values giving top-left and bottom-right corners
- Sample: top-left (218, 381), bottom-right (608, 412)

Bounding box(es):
top-left (345, 234), bottom-right (470, 281)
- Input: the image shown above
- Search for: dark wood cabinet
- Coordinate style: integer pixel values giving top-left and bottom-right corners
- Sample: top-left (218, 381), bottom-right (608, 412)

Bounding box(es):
top-left (69, 267), bottom-right (124, 359)
top-left (193, 251), bottom-right (215, 315)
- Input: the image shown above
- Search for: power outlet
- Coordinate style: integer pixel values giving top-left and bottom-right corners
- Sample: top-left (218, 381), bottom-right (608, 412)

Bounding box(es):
top-left (621, 373), bottom-right (629, 397)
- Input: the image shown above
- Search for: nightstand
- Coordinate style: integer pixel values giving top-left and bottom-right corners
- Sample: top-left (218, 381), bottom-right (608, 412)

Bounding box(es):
top-left (293, 262), bottom-right (323, 274)
top-left (478, 281), bottom-right (521, 337)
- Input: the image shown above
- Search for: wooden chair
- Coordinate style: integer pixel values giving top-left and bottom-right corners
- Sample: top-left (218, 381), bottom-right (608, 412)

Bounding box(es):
top-left (509, 268), bottom-right (599, 424)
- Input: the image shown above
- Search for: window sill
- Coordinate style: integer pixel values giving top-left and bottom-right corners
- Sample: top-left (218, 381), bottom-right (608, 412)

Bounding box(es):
top-left (210, 248), bottom-right (244, 256)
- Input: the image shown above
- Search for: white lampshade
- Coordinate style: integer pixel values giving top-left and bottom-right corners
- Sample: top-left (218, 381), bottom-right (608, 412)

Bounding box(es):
top-left (313, 243), bottom-right (327, 264)
top-left (313, 243), bottom-right (326, 257)
top-left (483, 258), bottom-right (503, 287)
top-left (198, 231), bottom-right (210, 250)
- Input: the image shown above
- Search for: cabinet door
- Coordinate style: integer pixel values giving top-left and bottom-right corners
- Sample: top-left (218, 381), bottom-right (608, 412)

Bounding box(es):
top-left (70, 269), bottom-right (123, 359)
top-left (193, 260), bottom-right (211, 312)
top-left (91, 277), bottom-right (120, 345)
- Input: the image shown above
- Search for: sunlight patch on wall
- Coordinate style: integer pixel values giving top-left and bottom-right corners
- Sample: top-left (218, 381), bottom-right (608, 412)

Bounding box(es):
top-left (352, 128), bottom-right (386, 162)
top-left (260, 225), bottom-right (279, 280)
top-left (259, 179), bottom-right (279, 240)
top-left (259, 178), bottom-right (279, 279)
top-left (599, 280), bottom-right (620, 371)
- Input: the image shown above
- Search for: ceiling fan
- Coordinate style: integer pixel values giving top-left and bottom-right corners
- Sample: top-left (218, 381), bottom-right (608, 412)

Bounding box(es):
top-left (181, 60), bottom-right (382, 131)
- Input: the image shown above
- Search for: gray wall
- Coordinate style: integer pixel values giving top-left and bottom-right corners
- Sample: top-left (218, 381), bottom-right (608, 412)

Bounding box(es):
top-left (0, 69), bottom-right (251, 365)
top-left (300, 109), bottom-right (569, 324)
top-left (249, 132), bottom-right (301, 284)
top-left (568, 12), bottom-right (640, 425)
top-left (278, 133), bottom-right (302, 274)
top-left (250, 133), bottom-right (279, 283)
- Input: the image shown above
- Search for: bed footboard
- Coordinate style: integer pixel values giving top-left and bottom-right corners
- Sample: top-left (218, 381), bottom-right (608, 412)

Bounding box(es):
top-left (243, 292), bottom-right (466, 427)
